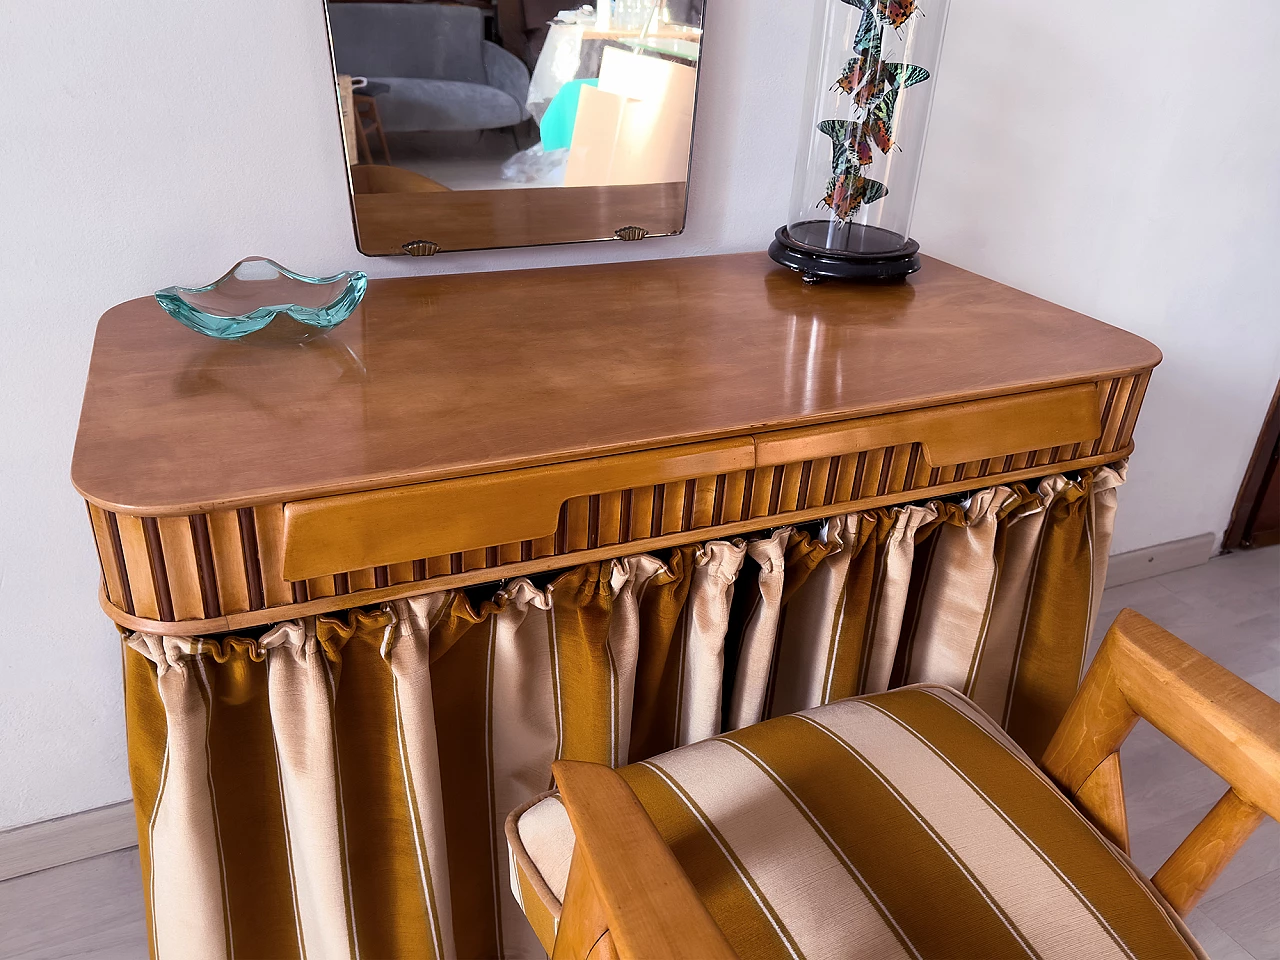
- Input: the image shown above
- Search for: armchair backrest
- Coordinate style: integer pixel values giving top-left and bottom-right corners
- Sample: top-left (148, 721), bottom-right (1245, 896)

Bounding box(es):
top-left (327, 2), bottom-right (487, 84)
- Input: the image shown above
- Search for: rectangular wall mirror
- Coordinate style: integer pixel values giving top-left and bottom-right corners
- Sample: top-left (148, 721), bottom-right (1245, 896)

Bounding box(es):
top-left (323, 1), bottom-right (706, 256)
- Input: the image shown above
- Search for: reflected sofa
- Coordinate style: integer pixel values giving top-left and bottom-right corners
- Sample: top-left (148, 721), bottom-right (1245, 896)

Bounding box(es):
top-left (328, 2), bottom-right (530, 133)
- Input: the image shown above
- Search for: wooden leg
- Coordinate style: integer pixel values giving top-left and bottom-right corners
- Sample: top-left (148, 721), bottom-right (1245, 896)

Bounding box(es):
top-left (1151, 788), bottom-right (1266, 915)
top-left (372, 111), bottom-right (391, 165)
top-left (553, 852), bottom-right (617, 960)
top-left (354, 95), bottom-right (391, 165)
top-left (1075, 752), bottom-right (1130, 854)
top-left (355, 116), bottom-right (372, 165)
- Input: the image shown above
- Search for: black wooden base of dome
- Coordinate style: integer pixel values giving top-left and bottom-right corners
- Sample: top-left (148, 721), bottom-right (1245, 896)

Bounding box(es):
top-left (769, 224), bottom-right (921, 284)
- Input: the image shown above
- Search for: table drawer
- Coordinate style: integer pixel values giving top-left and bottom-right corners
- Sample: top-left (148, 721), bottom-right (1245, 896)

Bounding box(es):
top-left (282, 383), bottom-right (1104, 582)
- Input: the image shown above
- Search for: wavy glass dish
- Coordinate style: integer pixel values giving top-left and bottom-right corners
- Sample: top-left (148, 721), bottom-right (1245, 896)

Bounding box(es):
top-left (155, 257), bottom-right (368, 339)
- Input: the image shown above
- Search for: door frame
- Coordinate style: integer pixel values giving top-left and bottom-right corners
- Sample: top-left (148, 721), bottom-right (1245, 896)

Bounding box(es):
top-left (1223, 380), bottom-right (1280, 549)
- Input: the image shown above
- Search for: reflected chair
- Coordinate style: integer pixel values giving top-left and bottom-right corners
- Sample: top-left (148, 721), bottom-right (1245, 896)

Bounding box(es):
top-left (507, 609), bottom-right (1280, 959)
top-left (354, 94), bottom-right (392, 165)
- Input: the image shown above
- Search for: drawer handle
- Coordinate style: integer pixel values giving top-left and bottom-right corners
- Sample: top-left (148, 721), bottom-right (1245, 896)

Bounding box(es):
top-left (754, 384), bottom-right (1101, 468)
top-left (282, 438), bottom-right (753, 581)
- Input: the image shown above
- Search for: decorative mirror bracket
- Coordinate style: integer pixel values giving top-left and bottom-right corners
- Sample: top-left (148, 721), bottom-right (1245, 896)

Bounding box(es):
top-left (403, 240), bottom-right (441, 257)
top-left (614, 226), bottom-right (649, 242)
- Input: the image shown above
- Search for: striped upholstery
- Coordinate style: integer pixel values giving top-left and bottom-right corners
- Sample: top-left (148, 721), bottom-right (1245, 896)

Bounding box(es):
top-left (508, 685), bottom-right (1204, 959)
top-left (122, 466), bottom-right (1125, 958)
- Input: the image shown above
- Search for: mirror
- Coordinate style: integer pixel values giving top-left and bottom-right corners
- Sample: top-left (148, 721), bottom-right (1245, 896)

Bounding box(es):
top-left (323, 1), bottom-right (706, 256)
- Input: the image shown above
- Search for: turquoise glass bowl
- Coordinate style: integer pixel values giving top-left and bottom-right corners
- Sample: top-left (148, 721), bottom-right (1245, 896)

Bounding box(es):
top-left (155, 257), bottom-right (367, 339)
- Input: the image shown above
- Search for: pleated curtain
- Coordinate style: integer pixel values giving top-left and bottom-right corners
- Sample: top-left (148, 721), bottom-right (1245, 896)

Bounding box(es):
top-left (122, 464), bottom-right (1123, 960)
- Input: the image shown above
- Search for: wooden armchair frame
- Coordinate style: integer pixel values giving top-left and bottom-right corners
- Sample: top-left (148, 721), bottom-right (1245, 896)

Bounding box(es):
top-left (549, 609), bottom-right (1280, 958)
top-left (550, 759), bottom-right (736, 960)
top-left (1042, 608), bottom-right (1280, 915)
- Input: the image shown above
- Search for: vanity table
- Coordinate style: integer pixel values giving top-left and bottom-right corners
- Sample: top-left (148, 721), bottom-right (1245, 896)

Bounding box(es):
top-left (73, 252), bottom-right (1158, 960)
top-left (75, 253), bottom-right (1153, 636)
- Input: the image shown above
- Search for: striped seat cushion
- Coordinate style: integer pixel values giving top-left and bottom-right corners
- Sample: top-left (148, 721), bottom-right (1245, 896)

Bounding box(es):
top-left (508, 684), bottom-right (1204, 959)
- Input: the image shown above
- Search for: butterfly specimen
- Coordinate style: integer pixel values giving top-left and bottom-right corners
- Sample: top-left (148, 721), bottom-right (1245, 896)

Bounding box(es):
top-left (852, 4), bottom-right (882, 52)
top-left (818, 119), bottom-right (888, 218)
top-left (821, 83), bottom-right (906, 169)
top-left (823, 172), bottom-right (889, 220)
top-left (834, 56), bottom-right (930, 106)
top-left (838, 0), bottom-right (919, 29)
top-left (815, 0), bottom-right (929, 220)
top-left (833, 5), bottom-right (929, 105)
top-left (819, 119), bottom-right (859, 163)
top-left (832, 16), bottom-right (881, 96)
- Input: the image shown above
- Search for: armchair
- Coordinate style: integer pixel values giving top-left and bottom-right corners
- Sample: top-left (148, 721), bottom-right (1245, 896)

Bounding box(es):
top-left (509, 610), bottom-right (1280, 958)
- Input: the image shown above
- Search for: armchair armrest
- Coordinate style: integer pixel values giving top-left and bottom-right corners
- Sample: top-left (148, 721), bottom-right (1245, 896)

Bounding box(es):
top-left (482, 40), bottom-right (531, 120)
top-left (1042, 608), bottom-right (1280, 915)
top-left (550, 760), bottom-right (736, 960)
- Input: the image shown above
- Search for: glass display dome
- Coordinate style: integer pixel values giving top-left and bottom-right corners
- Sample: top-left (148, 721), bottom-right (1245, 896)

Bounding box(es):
top-left (770, 0), bottom-right (951, 282)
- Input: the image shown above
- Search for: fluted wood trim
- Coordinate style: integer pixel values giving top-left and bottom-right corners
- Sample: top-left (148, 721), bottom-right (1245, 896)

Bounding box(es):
top-left (87, 505), bottom-right (127, 611)
top-left (236, 508), bottom-right (265, 610)
top-left (87, 373), bottom-right (1147, 634)
top-left (156, 517), bottom-right (203, 621)
top-left (98, 444), bottom-right (1134, 637)
top-left (188, 514), bottom-right (221, 619)
top-left (115, 514), bottom-right (157, 620)
top-left (208, 510), bottom-right (250, 615)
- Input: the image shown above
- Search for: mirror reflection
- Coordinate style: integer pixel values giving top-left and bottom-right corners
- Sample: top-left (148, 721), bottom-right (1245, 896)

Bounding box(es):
top-left (326, 1), bottom-right (705, 255)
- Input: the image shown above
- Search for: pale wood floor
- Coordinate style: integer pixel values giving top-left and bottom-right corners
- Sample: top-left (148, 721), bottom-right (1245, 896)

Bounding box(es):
top-left (1, 547), bottom-right (1276, 960)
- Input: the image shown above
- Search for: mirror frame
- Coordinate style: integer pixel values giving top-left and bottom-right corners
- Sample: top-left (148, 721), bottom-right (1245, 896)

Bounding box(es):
top-left (320, 0), bottom-right (707, 257)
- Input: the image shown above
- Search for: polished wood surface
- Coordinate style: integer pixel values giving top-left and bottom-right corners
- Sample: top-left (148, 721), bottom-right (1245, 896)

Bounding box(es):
top-left (753, 383), bottom-right (1100, 468)
top-left (75, 253), bottom-right (1158, 633)
top-left (352, 181), bottom-right (688, 254)
top-left (73, 253), bottom-right (1159, 516)
top-left (1042, 609), bottom-right (1280, 915)
top-left (551, 760), bottom-right (735, 960)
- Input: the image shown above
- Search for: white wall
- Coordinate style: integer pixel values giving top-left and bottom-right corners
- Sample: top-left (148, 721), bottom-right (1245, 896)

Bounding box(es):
top-left (0, 0), bottom-right (1276, 830)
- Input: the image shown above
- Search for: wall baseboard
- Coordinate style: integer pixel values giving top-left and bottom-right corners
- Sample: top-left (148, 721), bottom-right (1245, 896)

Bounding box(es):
top-left (0, 801), bottom-right (136, 883)
top-left (1106, 532), bottom-right (1216, 588)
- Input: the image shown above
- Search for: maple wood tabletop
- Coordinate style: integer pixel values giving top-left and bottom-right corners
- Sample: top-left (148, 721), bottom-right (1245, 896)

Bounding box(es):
top-left (72, 252), bottom-right (1160, 515)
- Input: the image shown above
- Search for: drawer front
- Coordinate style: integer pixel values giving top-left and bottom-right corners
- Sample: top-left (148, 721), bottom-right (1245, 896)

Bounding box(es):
top-left (282, 383), bottom-right (1103, 582)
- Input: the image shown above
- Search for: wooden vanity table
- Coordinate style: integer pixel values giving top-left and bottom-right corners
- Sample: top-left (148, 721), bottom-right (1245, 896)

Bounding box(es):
top-left (74, 252), bottom-right (1156, 636)
top-left (74, 252), bottom-right (1160, 960)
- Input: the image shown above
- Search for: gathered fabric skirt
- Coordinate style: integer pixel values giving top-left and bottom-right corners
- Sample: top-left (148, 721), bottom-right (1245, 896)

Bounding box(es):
top-left (122, 464), bottom-right (1123, 959)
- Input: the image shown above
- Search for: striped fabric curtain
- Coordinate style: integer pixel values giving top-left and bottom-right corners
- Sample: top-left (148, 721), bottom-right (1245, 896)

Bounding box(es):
top-left (122, 464), bottom-right (1123, 960)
